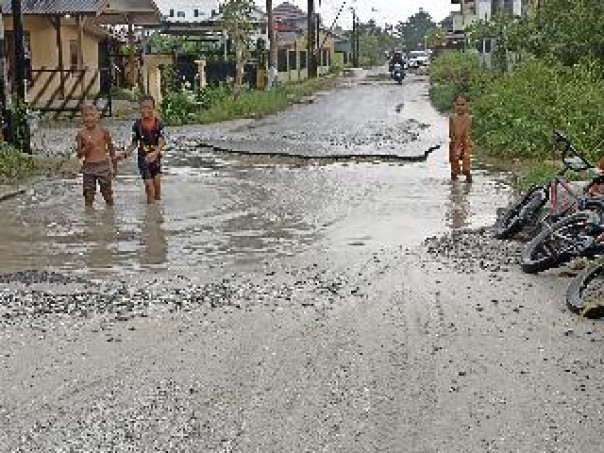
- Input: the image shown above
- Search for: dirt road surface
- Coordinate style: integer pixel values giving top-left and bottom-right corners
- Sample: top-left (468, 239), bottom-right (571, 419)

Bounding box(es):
top-left (1, 73), bottom-right (602, 452)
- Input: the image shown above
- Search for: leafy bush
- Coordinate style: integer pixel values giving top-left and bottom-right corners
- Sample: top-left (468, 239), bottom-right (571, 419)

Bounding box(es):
top-left (429, 50), bottom-right (482, 111)
top-left (160, 89), bottom-right (202, 126)
top-left (160, 75), bottom-right (338, 125)
top-left (429, 51), bottom-right (604, 162)
top-left (471, 57), bottom-right (604, 160)
top-left (0, 144), bottom-right (35, 183)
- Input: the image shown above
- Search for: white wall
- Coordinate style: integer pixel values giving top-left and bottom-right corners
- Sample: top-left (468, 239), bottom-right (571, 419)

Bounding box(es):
top-left (477, 0), bottom-right (492, 21)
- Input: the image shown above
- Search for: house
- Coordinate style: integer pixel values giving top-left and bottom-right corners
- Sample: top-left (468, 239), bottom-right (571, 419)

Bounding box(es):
top-left (272, 2), bottom-right (335, 80)
top-left (158, 0), bottom-right (220, 22)
top-left (1, 0), bottom-right (161, 117)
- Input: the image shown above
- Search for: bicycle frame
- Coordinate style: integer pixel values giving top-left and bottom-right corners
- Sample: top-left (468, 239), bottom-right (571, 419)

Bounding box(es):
top-left (546, 174), bottom-right (583, 219)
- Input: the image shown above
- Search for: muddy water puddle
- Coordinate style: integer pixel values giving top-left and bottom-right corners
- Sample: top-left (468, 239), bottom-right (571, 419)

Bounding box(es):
top-left (0, 145), bottom-right (510, 277)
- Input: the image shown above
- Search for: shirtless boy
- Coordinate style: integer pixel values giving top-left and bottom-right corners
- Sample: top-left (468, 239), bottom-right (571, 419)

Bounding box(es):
top-left (449, 95), bottom-right (473, 183)
top-left (75, 104), bottom-right (118, 207)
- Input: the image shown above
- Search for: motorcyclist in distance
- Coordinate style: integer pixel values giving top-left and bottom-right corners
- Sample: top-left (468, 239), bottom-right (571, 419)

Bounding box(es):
top-left (389, 51), bottom-right (405, 72)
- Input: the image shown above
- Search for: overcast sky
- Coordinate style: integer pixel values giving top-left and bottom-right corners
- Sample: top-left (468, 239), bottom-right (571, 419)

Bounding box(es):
top-left (254, 0), bottom-right (458, 28)
top-left (155, 1), bottom-right (459, 28)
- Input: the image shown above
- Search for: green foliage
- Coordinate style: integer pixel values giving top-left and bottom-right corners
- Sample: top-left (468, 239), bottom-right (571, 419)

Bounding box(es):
top-left (527, 0), bottom-right (604, 66)
top-left (471, 58), bottom-right (604, 161)
top-left (394, 10), bottom-right (435, 51)
top-left (353, 19), bottom-right (398, 66)
top-left (425, 27), bottom-right (446, 49)
top-left (0, 143), bottom-right (35, 183)
top-left (161, 84), bottom-right (232, 126)
top-left (148, 33), bottom-right (203, 55)
top-left (429, 51), bottom-right (604, 162)
top-left (160, 90), bottom-right (202, 126)
top-left (428, 51), bottom-right (482, 111)
top-left (466, 13), bottom-right (526, 72)
top-left (160, 76), bottom-right (337, 126)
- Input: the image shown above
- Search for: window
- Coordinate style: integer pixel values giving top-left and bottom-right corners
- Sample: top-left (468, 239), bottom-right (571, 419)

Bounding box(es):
top-left (169, 9), bottom-right (174, 17)
top-left (288, 50), bottom-right (297, 70)
top-left (299, 51), bottom-right (307, 70)
top-left (277, 49), bottom-right (288, 72)
top-left (177, 11), bottom-right (185, 18)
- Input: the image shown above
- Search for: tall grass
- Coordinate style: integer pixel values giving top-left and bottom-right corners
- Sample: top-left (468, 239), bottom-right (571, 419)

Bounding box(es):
top-left (161, 76), bottom-right (339, 126)
top-left (0, 144), bottom-right (35, 183)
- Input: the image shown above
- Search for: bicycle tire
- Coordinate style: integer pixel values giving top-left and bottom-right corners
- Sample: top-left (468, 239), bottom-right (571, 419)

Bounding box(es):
top-left (521, 211), bottom-right (594, 274)
top-left (493, 188), bottom-right (546, 240)
top-left (566, 263), bottom-right (604, 318)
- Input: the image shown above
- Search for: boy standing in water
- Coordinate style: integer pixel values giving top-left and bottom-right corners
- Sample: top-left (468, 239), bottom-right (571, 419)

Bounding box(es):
top-left (75, 104), bottom-right (118, 207)
top-left (123, 95), bottom-right (166, 204)
top-left (449, 95), bottom-right (473, 183)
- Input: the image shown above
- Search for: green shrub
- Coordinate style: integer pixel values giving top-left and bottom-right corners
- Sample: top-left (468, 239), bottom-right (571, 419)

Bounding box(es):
top-left (0, 144), bottom-right (35, 183)
top-left (160, 89), bottom-right (202, 126)
top-left (160, 75), bottom-right (338, 125)
top-left (429, 51), bottom-right (604, 162)
top-left (471, 57), bottom-right (604, 161)
top-left (429, 50), bottom-right (482, 112)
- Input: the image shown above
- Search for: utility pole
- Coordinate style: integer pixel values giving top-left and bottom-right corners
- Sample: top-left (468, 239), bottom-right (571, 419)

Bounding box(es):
top-left (11, 0), bottom-right (31, 154)
top-left (355, 14), bottom-right (360, 66)
top-left (266, 0), bottom-right (278, 89)
top-left (351, 8), bottom-right (359, 67)
top-left (307, 0), bottom-right (317, 78)
top-left (0, 5), bottom-right (7, 142)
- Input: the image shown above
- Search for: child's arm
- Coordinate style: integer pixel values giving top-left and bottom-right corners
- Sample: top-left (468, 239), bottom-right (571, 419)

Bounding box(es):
top-left (104, 129), bottom-right (117, 161)
top-left (146, 121), bottom-right (166, 161)
top-left (75, 132), bottom-right (86, 159)
top-left (120, 123), bottom-right (140, 159)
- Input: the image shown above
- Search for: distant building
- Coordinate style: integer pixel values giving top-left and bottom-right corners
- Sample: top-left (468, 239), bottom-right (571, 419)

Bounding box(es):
top-left (156, 0), bottom-right (220, 22)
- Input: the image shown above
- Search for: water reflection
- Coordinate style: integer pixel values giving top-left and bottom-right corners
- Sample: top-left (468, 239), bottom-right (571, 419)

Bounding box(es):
top-left (138, 205), bottom-right (168, 267)
top-left (446, 182), bottom-right (471, 229)
top-left (81, 207), bottom-right (119, 269)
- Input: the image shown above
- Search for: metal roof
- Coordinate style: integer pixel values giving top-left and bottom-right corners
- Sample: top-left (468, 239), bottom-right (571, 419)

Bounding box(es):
top-left (1, 0), bottom-right (103, 15)
top-left (0, 0), bottom-right (162, 25)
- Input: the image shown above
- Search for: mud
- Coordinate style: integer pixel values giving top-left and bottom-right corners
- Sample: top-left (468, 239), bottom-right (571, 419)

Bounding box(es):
top-left (1, 73), bottom-right (603, 452)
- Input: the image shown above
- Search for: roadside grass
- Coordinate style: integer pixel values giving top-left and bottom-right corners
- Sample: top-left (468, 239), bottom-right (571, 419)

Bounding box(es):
top-left (0, 144), bottom-right (36, 184)
top-left (162, 75), bottom-right (340, 126)
top-left (196, 76), bottom-right (339, 124)
top-left (429, 51), bottom-right (604, 191)
top-left (480, 154), bottom-right (597, 192)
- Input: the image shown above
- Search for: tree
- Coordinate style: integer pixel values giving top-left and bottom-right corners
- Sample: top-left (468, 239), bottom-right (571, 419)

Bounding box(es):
top-left (395, 9), bottom-right (435, 51)
top-left (425, 27), bottom-right (446, 49)
top-left (346, 20), bottom-right (398, 67)
top-left (222, 0), bottom-right (255, 97)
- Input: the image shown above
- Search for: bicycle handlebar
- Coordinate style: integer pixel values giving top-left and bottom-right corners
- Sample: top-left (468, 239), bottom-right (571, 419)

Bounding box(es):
top-left (553, 130), bottom-right (593, 171)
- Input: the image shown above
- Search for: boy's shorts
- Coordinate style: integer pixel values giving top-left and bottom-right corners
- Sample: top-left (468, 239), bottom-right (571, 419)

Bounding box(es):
top-left (137, 153), bottom-right (162, 181)
top-left (82, 160), bottom-right (112, 196)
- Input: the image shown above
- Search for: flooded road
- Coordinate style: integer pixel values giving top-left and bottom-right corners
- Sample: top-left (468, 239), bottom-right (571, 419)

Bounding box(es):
top-left (3, 74), bottom-right (601, 453)
top-left (0, 76), bottom-right (507, 277)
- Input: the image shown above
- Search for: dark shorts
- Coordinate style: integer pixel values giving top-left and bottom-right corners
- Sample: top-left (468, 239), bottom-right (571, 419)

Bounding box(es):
top-left (82, 160), bottom-right (112, 196)
top-left (137, 153), bottom-right (162, 180)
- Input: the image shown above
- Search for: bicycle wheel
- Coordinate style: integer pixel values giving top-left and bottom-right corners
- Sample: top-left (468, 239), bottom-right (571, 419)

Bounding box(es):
top-left (493, 188), bottom-right (546, 240)
top-left (521, 211), bottom-right (595, 274)
top-left (566, 263), bottom-right (604, 318)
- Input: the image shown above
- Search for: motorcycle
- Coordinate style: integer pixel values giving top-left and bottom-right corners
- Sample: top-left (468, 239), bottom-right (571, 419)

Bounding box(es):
top-left (391, 63), bottom-right (404, 85)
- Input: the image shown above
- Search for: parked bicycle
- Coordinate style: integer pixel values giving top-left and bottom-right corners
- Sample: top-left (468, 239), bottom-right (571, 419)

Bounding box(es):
top-left (493, 130), bottom-right (593, 240)
top-left (566, 260), bottom-right (604, 318)
top-left (521, 202), bottom-right (604, 273)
